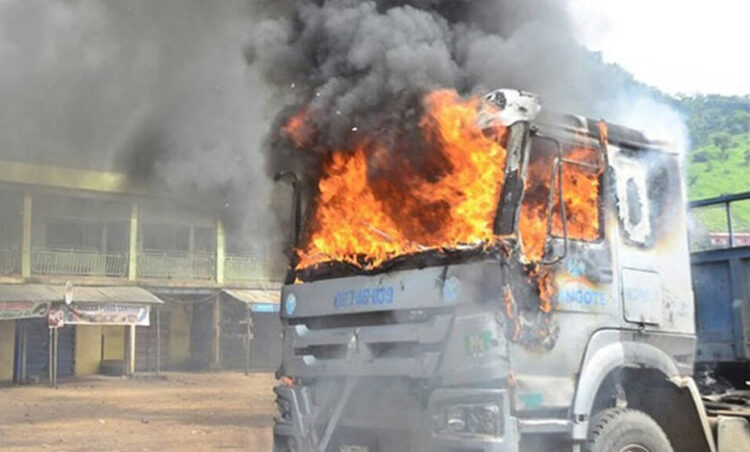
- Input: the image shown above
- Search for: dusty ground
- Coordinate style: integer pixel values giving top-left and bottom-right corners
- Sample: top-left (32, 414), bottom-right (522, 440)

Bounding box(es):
top-left (0, 372), bottom-right (276, 452)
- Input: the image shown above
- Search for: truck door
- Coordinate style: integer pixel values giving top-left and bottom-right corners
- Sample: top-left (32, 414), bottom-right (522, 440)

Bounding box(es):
top-left (611, 148), bottom-right (692, 332)
top-left (519, 136), bottom-right (612, 309)
top-left (612, 152), bottom-right (664, 326)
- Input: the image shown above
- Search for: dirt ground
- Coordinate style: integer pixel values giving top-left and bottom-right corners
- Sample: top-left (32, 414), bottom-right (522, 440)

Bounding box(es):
top-left (0, 372), bottom-right (276, 452)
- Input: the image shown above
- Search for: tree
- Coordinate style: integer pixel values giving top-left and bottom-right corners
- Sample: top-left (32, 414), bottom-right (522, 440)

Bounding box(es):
top-left (712, 132), bottom-right (733, 152)
top-left (692, 150), bottom-right (710, 163)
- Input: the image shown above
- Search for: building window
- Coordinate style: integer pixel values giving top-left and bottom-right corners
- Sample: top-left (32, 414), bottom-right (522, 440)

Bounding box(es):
top-left (45, 219), bottom-right (103, 251)
top-left (141, 224), bottom-right (190, 252)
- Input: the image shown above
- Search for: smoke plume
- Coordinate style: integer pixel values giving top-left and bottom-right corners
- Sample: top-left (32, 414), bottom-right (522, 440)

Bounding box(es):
top-left (0, 0), bottom-right (278, 252)
top-left (247, 0), bottom-right (685, 185)
top-left (0, 0), bottom-right (687, 258)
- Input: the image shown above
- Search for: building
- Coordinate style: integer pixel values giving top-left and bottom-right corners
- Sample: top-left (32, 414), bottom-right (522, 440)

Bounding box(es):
top-left (0, 160), bottom-right (283, 384)
top-left (707, 232), bottom-right (750, 248)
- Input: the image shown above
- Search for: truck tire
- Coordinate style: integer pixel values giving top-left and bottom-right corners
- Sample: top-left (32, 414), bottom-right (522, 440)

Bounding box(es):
top-left (585, 408), bottom-right (673, 452)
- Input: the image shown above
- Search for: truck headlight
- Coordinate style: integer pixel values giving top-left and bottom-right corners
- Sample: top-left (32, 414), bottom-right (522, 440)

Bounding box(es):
top-left (433, 402), bottom-right (503, 437)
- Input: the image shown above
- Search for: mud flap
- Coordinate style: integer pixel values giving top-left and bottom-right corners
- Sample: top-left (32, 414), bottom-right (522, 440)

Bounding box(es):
top-left (670, 376), bottom-right (717, 452)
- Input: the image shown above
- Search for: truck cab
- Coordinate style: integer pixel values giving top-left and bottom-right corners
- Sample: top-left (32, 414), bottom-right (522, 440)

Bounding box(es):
top-left (272, 89), bottom-right (718, 452)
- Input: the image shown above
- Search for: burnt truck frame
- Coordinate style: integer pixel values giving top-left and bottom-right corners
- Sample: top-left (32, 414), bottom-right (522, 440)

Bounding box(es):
top-left (272, 90), bottom-right (745, 452)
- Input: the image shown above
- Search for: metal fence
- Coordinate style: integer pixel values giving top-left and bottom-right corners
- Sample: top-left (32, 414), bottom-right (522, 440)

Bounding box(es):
top-left (31, 248), bottom-right (128, 277)
top-left (0, 247), bottom-right (20, 275)
top-left (137, 251), bottom-right (215, 280)
top-left (224, 255), bottom-right (274, 282)
top-left (689, 191), bottom-right (750, 252)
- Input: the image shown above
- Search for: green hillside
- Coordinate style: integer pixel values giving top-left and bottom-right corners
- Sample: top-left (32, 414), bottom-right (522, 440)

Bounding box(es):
top-left (677, 95), bottom-right (750, 238)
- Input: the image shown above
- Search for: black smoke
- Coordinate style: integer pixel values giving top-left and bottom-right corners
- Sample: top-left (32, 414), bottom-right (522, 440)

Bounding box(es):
top-left (246, 0), bottom-right (674, 182)
top-left (0, 0), bottom-right (280, 255)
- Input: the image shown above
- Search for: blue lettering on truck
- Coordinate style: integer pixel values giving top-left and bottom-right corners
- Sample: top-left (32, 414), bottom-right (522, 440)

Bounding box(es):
top-left (334, 286), bottom-right (394, 309)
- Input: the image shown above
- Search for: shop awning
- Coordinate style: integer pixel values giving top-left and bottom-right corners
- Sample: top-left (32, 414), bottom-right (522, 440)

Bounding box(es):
top-left (0, 284), bottom-right (163, 322)
top-left (0, 284), bottom-right (164, 304)
top-left (222, 289), bottom-right (280, 304)
top-left (222, 289), bottom-right (280, 313)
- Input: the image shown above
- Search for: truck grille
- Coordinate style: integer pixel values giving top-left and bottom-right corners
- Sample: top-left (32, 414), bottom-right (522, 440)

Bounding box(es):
top-left (283, 308), bottom-right (454, 378)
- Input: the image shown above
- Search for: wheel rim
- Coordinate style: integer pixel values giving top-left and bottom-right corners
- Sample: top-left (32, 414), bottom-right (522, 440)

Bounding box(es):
top-left (618, 445), bottom-right (650, 452)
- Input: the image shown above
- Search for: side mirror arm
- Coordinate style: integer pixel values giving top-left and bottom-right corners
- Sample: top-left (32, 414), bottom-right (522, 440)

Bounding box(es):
top-left (273, 171), bottom-right (301, 249)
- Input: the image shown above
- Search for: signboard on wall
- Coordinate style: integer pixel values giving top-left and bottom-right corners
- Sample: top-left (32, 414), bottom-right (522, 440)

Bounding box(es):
top-left (250, 303), bottom-right (280, 313)
top-left (64, 303), bottom-right (151, 326)
top-left (0, 301), bottom-right (50, 320)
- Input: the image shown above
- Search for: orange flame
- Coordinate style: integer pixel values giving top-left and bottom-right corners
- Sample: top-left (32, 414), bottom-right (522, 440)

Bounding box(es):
top-left (296, 90), bottom-right (507, 269)
top-left (504, 284), bottom-right (521, 340)
top-left (528, 265), bottom-right (554, 313)
top-left (283, 109), bottom-right (315, 149)
top-left (289, 89), bottom-right (603, 338)
top-left (552, 148), bottom-right (601, 241)
top-left (519, 146), bottom-right (600, 261)
top-left (598, 120), bottom-right (609, 146)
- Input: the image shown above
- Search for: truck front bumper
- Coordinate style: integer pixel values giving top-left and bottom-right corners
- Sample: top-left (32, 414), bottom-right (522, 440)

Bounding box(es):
top-left (273, 385), bottom-right (519, 452)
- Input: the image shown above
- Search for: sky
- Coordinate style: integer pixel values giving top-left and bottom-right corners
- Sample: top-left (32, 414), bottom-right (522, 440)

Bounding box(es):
top-left (568, 0), bottom-right (750, 96)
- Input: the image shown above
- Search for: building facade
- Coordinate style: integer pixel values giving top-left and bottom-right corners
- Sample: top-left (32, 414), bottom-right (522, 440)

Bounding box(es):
top-left (0, 159), bottom-right (282, 383)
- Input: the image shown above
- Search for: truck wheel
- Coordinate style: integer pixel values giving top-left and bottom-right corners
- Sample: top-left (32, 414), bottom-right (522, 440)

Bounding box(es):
top-left (585, 408), bottom-right (673, 452)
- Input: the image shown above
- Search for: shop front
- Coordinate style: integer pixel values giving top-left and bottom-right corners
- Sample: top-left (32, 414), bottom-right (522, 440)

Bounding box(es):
top-left (0, 284), bottom-right (163, 384)
top-left (222, 288), bottom-right (281, 372)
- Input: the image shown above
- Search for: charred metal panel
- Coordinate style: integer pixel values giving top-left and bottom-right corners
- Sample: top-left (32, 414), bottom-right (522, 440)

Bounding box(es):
top-left (494, 122), bottom-right (528, 235)
top-left (507, 204), bottom-right (618, 412)
top-left (552, 241), bottom-right (614, 313)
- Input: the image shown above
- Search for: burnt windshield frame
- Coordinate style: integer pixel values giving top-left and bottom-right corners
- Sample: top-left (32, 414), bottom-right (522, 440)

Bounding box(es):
top-left (494, 121), bottom-right (530, 235)
top-left (292, 245), bottom-right (506, 282)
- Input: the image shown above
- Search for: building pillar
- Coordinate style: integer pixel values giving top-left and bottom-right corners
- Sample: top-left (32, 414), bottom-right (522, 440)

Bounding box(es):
top-left (128, 202), bottom-right (138, 281)
top-left (212, 295), bottom-right (221, 369)
top-left (124, 324), bottom-right (136, 376)
top-left (21, 193), bottom-right (32, 278)
top-left (216, 218), bottom-right (225, 284)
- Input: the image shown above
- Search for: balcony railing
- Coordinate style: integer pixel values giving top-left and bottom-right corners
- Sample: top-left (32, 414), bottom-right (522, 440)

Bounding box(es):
top-left (31, 248), bottom-right (128, 277)
top-left (137, 251), bottom-right (215, 280)
top-left (0, 247), bottom-right (20, 276)
top-left (224, 255), bottom-right (274, 282)
top-left (7, 247), bottom-right (276, 283)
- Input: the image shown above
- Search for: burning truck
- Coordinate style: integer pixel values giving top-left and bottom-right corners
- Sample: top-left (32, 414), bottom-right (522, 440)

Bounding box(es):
top-left (271, 89), bottom-right (750, 451)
